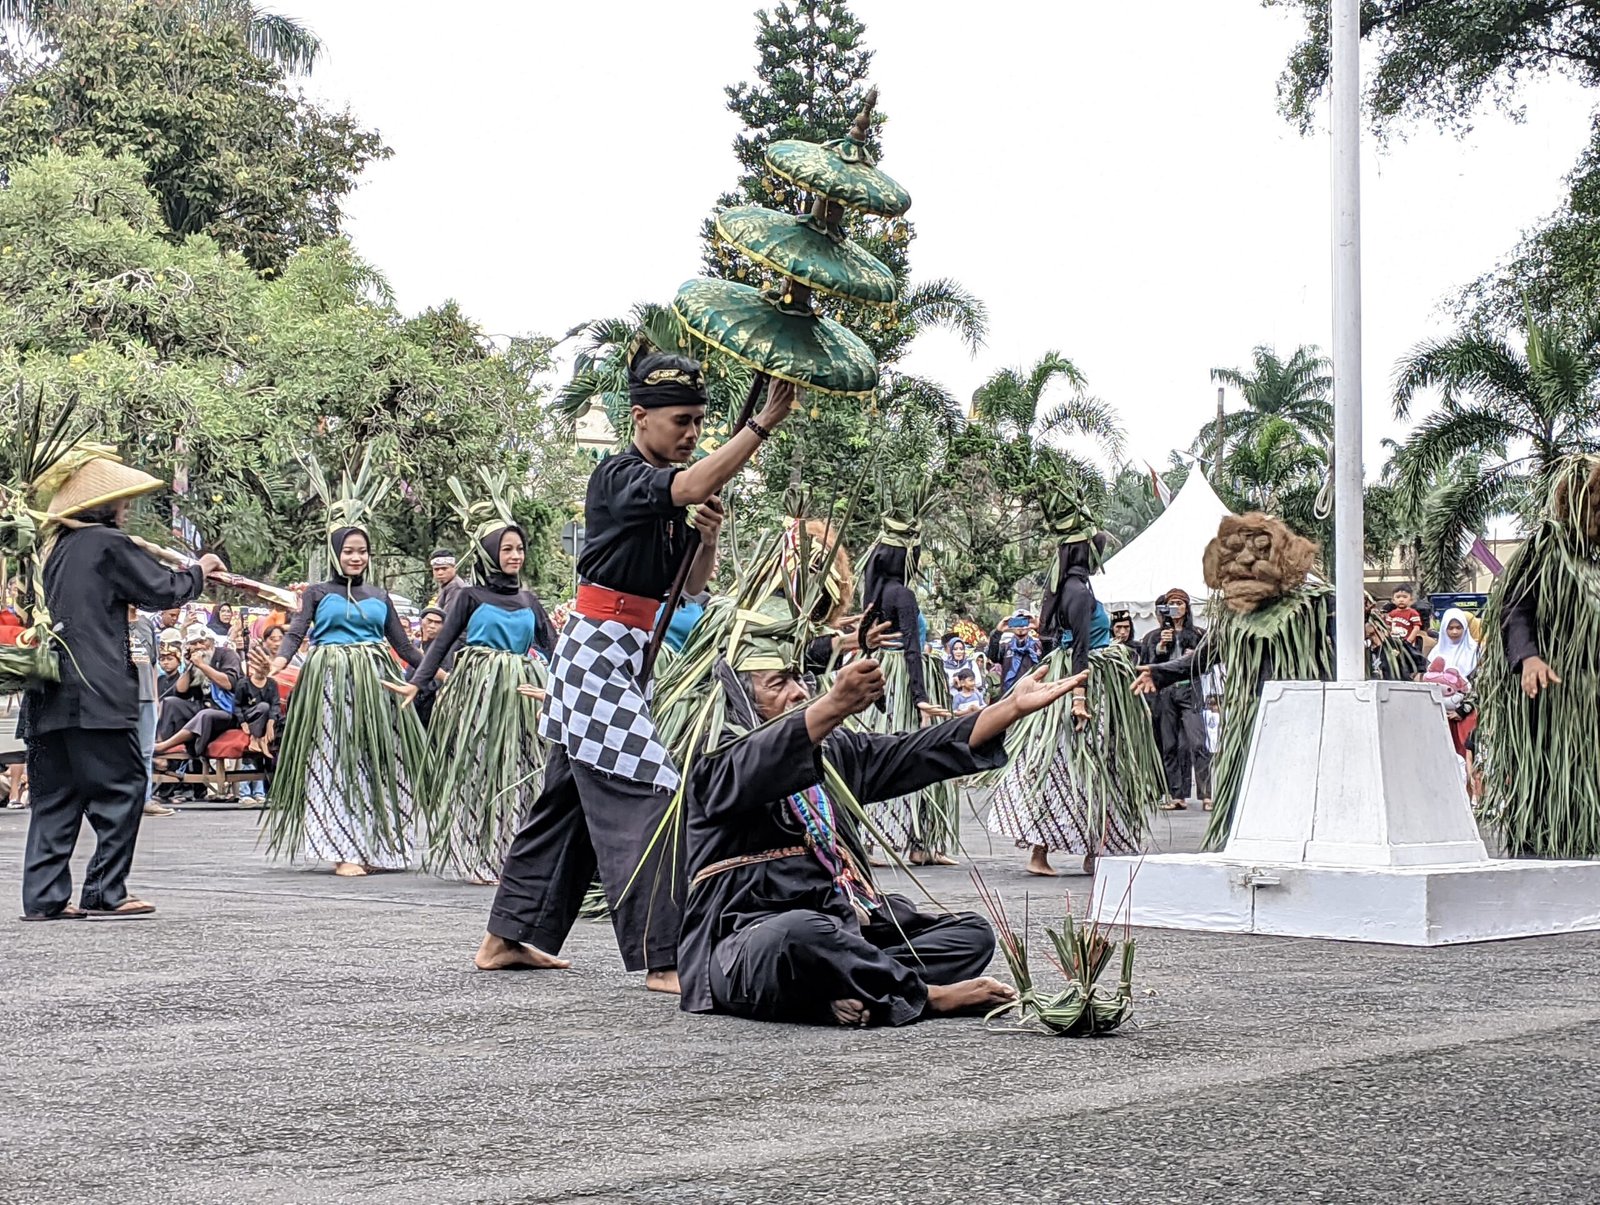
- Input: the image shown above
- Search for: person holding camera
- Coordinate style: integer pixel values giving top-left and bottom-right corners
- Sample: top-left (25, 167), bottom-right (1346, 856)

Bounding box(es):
top-left (1137, 587), bottom-right (1211, 811)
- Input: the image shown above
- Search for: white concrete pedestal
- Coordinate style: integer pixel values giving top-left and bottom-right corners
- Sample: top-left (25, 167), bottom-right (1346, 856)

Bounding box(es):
top-left (1092, 681), bottom-right (1600, 946)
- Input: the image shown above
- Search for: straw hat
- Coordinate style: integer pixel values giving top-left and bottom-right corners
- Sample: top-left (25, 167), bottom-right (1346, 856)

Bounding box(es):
top-left (33, 445), bottom-right (164, 520)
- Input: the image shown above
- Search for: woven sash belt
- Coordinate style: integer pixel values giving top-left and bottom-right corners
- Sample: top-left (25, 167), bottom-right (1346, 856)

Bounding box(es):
top-left (690, 845), bottom-right (807, 888)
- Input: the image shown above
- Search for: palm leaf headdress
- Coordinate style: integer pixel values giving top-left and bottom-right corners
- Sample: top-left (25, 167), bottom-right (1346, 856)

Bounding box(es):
top-left (307, 450), bottom-right (393, 548)
top-left (1548, 453), bottom-right (1600, 551)
top-left (1037, 457), bottom-right (1111, 586)
top-left (446, 468), bottom-right (520, 581)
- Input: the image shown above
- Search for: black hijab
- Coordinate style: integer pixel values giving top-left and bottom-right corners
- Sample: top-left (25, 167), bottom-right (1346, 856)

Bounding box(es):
top-left (476, 523), bottom-right (529, 593)
top-left (328, 526), bottom-right (368, 587)
top-left (863, 544), bottom-right (917, 617)
top-left (1040, 532), bottom-right (1108, 638)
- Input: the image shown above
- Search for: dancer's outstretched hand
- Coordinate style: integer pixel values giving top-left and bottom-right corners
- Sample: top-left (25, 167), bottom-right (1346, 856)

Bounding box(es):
top-left (1131, 667), bottom-right (1157, 696)
top-left (1011, 665), bottom-right (1086, 718)
top-left (384, 680), bottom-right (420, 709)
top-left (516, 684), bottom-right (547, 701)
top-left (825, 657), bottom-right (885, 716)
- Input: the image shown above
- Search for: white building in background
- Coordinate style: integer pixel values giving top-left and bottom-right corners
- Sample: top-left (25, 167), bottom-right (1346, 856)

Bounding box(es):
top-left (574, 402), bottom-right (616, 454)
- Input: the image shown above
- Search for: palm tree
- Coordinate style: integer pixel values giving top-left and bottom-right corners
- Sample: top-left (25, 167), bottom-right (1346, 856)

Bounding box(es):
top-left (1389, 314), bottom-right (1600, 578)
top-left (0, 0), bottom-right (321, 73)
top-left (1218, 415), bottom-right (1328, 517)
top-left (970, 351), bottom-right (1125, 461)
top-left (1201, 344), bottom-right (1334, 459)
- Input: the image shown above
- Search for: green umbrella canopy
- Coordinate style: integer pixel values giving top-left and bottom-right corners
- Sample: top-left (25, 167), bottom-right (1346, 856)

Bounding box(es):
top-left (715, 206), bottom-right (897, 305)
top-left (672, 278), bottom-right (879, 398)
top-left (764, 87), bottom-right (911, 218)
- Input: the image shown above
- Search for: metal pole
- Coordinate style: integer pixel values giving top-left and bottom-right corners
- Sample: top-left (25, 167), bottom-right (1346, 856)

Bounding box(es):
top-left (1214, 386), bottom-right (1225, 477)
top-left (1331, 0), bottom-right (1364, 681)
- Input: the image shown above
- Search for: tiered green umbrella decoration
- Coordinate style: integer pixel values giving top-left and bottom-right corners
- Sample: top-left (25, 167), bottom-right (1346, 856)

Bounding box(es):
top-left (643, 88), bottom-right (909, 675)
top-left (674, 86), bottom-right (905, 399)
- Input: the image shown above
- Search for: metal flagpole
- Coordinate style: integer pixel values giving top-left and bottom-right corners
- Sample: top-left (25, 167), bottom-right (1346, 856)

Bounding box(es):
top-left (1331, 0), bottom-right (1365, 681)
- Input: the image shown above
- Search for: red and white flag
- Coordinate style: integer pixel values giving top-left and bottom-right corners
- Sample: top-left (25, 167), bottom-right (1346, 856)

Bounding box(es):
top-left (1146, 462), bottom-right (1172, 509)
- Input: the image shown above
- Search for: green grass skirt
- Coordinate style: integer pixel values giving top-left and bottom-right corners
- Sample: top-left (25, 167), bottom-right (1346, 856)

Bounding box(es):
top-left (263, 642), bottom-right (428, 864)
top-left (421, 646), bottom-right (549, 881)
top-left (1477, 528), bottom-right (1600, 857)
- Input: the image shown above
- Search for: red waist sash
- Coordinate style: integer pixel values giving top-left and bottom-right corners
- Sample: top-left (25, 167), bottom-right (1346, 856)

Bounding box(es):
top-left (574, 583), bottom-right (659, 632)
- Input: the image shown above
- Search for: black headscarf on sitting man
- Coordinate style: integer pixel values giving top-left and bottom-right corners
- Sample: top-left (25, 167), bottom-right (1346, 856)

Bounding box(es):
top-left (628, 345), bottom-right (709, 410)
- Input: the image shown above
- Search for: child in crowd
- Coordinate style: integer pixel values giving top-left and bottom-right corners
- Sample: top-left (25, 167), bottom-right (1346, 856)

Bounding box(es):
top-left (950, 667), bottom-right (985, 714)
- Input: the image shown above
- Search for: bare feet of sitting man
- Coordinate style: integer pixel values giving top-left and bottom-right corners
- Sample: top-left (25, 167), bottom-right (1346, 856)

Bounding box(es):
top-left (831, 998), bottom-right (870, 1027)
top-left (925, 977), bottom-right (1017, 1016)
top-left (475, 933), bottom-right (571, 971)
top-left (645, 969), bottom-right (681, 994)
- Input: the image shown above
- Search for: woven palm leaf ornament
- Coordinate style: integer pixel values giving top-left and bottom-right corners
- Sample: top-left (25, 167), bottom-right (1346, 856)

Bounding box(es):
top-left (972, 873), bottom-right (1138, 1038)
top-left (674, 87), bottom-right (906, 398)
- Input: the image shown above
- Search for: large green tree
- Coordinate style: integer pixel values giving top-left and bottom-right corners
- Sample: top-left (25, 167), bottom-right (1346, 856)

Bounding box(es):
top-left (0, 151), bottom-right (579, 598)
top-left (1269, 1), bottom-right (1600, 325)
top-left (0, 0), bottom-right (321, 73)
top-left (0, 0), bottom-right (385, 273)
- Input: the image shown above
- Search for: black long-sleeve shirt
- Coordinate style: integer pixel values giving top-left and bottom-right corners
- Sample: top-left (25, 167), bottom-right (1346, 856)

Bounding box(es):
top-left (25, 524), bottom-right (205, 734)
top-left (678, 709), bottom-right (1006, 1015)
top-left (875, 580), bottom-right (928, 705)
top-left (577, 447), bottom-right (693, 600)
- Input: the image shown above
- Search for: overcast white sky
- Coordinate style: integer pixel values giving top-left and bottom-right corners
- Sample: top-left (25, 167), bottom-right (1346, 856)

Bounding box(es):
top-left (297, 1), bottom-right (1594, 479)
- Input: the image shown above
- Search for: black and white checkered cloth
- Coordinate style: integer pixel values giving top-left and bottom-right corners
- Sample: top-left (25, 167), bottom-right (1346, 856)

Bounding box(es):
top-left (539, 613), bottom-right (680, 791)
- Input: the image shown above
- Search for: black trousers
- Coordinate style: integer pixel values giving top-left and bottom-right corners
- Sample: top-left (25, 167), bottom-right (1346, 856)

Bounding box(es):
top-left (709, 894), bottom-right (995, 1026)
top-left (22, 727), bottom-right (147, 916)
top-left (488, 745), bottom-right (681, 972)
top-left (158, 696), bottom-right (237, 757)
top-left (1157, 684), bottom-right (1212, 800)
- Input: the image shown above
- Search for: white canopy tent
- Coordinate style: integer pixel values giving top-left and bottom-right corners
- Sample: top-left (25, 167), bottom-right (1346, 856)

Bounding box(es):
top-left (1094, 472), bottom-right (1234, 629)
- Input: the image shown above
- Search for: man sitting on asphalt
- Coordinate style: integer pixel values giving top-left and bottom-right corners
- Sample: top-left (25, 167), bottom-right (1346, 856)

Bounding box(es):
top-left (678, 625), bottom-right (1084, 1027)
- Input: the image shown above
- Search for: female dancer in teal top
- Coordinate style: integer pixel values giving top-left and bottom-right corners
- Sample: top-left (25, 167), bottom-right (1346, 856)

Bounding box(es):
top-left (401, 519), bottom-right (554, 883)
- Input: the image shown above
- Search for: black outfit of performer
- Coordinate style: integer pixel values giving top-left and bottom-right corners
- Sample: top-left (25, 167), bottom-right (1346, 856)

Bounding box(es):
top-left (490, 354), bottom-right (702, 973)
top-left (1135, 604), bottom-right (1210, 801)
top-left (21, 521), bottom-right (204, 918)
top-left (863, 545), bottom-right (928, 706)
top-left (410, 633), bottom-right (449, 729)
top-left (680, 701), bottom-right (1004, 1024)
top-left (155, 644), bottom-right (243, 757)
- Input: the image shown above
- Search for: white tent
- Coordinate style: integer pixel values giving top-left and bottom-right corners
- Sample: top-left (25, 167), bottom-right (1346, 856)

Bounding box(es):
top-left (1095, 472), bottom-right (1234, 627)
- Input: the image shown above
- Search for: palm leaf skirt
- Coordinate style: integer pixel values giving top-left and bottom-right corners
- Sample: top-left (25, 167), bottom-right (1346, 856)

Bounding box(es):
top-left (421, 647), bottom-right (548, 881)
top-left (986, 646), bottom-right (1162, 854)
top-left (263, 642), bottom-right (428, 867)
top-left (1203, 588), bottom-right (1336, 849)
top-left (1477, 529), bottom-right (1600, 857)
top-left (856, 649), bottom-right (959, 852)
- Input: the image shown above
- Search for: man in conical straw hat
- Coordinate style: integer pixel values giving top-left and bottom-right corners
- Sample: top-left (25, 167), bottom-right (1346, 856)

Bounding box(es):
top-left (20, 445), bottom-right (222, 922)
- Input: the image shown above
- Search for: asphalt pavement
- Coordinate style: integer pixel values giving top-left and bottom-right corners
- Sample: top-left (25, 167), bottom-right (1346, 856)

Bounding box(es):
top-left (3, 799), bottom-right (1597, 1205)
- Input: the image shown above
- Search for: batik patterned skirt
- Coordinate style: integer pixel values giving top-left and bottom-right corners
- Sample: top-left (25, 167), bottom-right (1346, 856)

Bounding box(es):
top-left (263, 643), bottom-right (426, 869)
top-left (423, 646), bottom-right (548, 882)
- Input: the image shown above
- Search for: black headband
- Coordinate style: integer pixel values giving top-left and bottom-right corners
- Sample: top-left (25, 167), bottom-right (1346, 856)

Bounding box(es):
top-left (628, 350), bottom-right (708, 410)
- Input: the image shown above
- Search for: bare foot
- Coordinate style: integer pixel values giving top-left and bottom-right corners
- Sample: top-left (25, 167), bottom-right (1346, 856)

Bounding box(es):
top-left (925, 977), bottom-right (1017, 1016)
top-left (333, 862), bottom-right (368, 877)
top-left (646, 969), bottom-right (681, 995)
top-left (1082, 853), bottom-right (1097, 876)
top-left (929, 851), bottom-right (960, 866)
top-left (474, 933), bottom-right (570, 971)
top-left (1026, 846), bottom-right (1058, 876)
top-left (468, 877), bottom-right (499, 887)
top-left (831, 998), bottom-right (870, 1027)
top-left (868, 855), bottom-right (890, 868)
